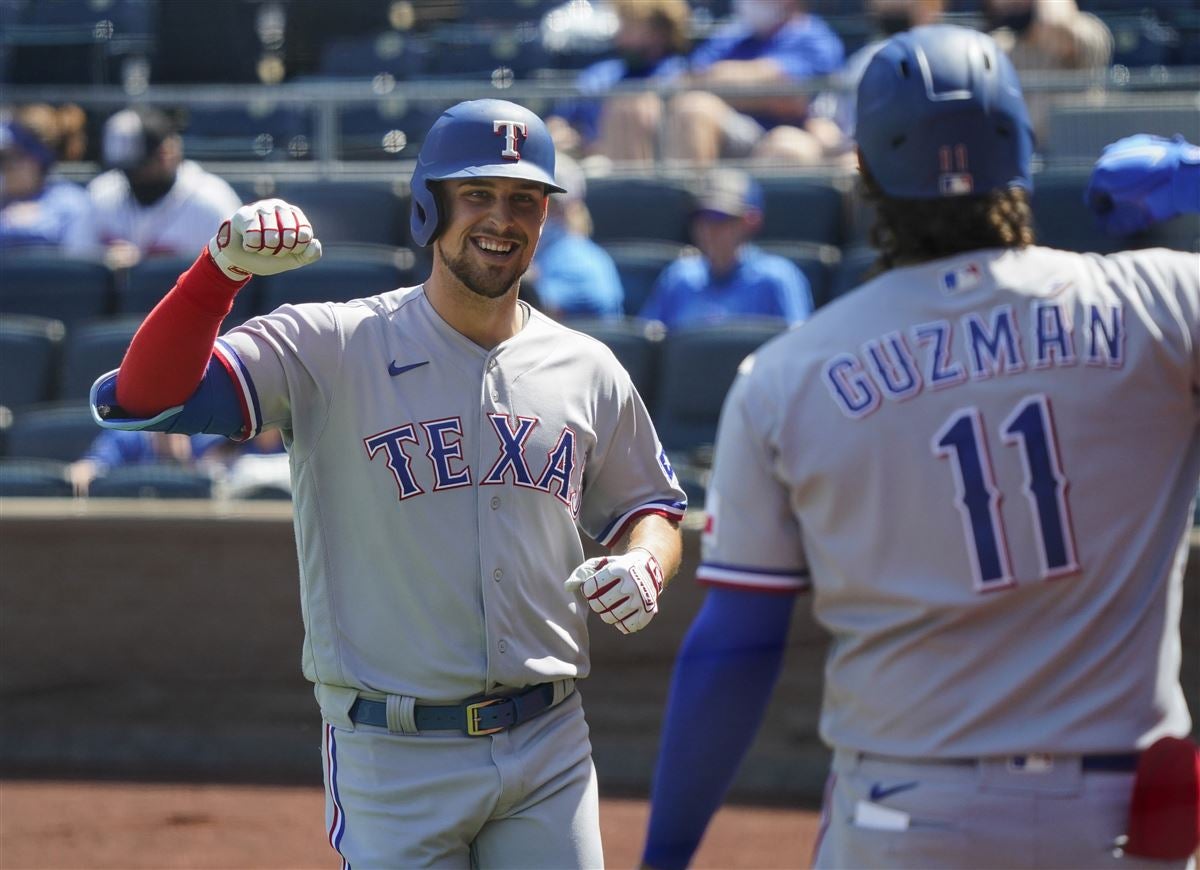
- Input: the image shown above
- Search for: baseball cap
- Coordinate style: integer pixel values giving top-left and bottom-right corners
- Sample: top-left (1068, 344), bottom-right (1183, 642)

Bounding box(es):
top-left (102, 106), bottom-right (173, 170)
top-left (694, 168), bottom-right (764, 219)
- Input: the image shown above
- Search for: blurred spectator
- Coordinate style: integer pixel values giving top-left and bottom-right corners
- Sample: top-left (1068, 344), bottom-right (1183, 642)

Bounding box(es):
top-left (69, 429), bottom-right (200, 496)
top-left (88, 106), bottom-right (241, 268)
top-left (806, 0), bottom-right (946, 161)
top-left (528, 155), bottom-right (625, 320)
top-left (546, 0), bottom-right (691, 163)
top-left (195, 429), bottom-right (291, 499)
top-left (0, 104), bottom-right (100, 256)
top-left (985, 0), bottom-right (1113, 138)
top-left (639, 168), bottom-right (813, 329)
top-left (660, 0), bottom-right (844, 166)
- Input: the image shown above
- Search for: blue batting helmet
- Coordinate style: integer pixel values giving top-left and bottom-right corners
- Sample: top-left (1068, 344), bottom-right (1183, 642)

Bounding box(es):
top-left (409, 99), bottom-right (566, 247)
top-left (855, 24), bottom-right (1034, 199)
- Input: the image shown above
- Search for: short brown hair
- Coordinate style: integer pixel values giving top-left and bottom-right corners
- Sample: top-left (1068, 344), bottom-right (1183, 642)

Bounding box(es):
top-left (612, 0), bottom-right (691, 56)
top-left (859, 161), bottom-right (1036, 275)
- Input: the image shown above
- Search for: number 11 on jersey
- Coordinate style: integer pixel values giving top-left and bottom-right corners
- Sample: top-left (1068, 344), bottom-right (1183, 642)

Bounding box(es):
top-left (933, 394), bottom-right (1080, 592)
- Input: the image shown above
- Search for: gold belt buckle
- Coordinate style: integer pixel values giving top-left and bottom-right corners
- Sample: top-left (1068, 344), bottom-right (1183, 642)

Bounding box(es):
top-left (466, 698), bottom-right (506, 736)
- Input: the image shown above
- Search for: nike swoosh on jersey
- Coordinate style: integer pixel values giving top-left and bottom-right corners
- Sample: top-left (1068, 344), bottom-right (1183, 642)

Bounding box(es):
top-left (388, 360), bottom-right (430, 376)
top-left (868, 781), bottom-right (919, 802)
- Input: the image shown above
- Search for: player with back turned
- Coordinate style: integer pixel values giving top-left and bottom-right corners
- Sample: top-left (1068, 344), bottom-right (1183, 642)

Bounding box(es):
top-left (642, 24), bottom-right (1199, 870)
top-left (88, 99), bottom-right (686, 868)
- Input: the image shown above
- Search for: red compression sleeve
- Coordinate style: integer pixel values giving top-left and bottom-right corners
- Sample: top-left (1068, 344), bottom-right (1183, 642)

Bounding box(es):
top-left (115, 248), bottom-right (250, 416)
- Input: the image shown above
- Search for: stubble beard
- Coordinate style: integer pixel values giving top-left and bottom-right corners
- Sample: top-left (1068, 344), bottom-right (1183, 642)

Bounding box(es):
top-left (437, 238), bottom-right (525, 300)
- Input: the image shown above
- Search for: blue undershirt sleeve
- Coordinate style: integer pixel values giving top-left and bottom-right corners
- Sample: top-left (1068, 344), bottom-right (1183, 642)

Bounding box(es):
top-left (642, 586), bottom-right (797, 870)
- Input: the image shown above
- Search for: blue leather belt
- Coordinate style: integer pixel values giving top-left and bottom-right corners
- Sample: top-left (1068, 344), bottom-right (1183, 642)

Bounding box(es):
top-left (349, 682), bottom-right (564, 737)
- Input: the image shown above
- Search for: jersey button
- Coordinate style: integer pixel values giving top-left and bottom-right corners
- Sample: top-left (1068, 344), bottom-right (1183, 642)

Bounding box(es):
top-left (493, 568), bottom-right (503, 582)
top-left (490, 496), bottom-right (501, 509)
top-left (487, 359), bottom-right (498, 371)
top-left (498, 639), bottom-right (508, 653)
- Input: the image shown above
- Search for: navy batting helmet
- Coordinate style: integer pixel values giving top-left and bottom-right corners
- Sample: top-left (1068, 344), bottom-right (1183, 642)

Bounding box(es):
top-left (410, 99), bottom-right (566, 247)
top-left (855, 24), bottom-right (1034, 199)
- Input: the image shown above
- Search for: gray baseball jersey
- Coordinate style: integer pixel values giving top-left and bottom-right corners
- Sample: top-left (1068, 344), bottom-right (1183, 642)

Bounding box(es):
top-left (211, 286), bottom-right (685, 710)
top-left (700, 245), bottom-right (1198, 758)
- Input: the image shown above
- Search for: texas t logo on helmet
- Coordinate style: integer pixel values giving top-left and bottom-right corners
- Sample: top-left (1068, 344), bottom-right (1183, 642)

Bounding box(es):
top-left (493, 119), bottom-right (528, 159)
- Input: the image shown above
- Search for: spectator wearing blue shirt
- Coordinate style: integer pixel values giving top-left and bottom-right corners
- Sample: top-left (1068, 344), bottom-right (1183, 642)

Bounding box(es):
top-left (639, 169), bottom-right (813, 329)
top-left (528, 155), bottom-right (625, 320)
top-left (546, 0), bottom-right (690, 163)
top-left (68, 429), bottom-right (200, 496)
top-left (660, 0), bottom-right (844, 166)
top-left (0, 104), bottom-right (99, 256)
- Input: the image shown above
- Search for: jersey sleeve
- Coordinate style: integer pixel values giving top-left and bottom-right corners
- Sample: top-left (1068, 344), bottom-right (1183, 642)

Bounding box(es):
top-left (578, 361), bottom-right (687, 548)
top-left (697, 359), bottom-right (809, 592)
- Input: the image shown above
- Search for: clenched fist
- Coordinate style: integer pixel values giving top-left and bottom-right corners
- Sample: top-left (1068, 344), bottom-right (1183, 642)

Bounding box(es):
top-left (208, 198), bottom-right (323, 281)
top-left (565, 548), bottom-right (665, 635)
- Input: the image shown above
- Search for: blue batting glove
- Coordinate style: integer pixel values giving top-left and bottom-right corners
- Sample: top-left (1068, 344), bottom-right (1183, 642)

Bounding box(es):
top-left (1084, 134), bottom-right (1200, 237)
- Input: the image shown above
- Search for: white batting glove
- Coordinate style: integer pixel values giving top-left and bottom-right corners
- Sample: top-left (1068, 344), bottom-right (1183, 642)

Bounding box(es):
top-left (565, 548), bottom-right (665, 635)
top-left (207, 198), bottom-right (322, 281)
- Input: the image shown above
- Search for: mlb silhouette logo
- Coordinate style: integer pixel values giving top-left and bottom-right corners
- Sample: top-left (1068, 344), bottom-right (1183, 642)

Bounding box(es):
top-left (940, 262), bottom-right (981, 293)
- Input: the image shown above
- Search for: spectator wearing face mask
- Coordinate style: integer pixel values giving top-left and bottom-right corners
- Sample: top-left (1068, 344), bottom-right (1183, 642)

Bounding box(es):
top-left (527, 154), bottom-right (625, 320)
top-left (546, 0), bottom-right (691, 164)
top-left (0, 103), bottom-right (99, 256)
top-left (659, 0), bottom-right (844, 166)
top-left (87, 106), bottom-right (241, 268)
top-left (639, 168), bottom-right (813, 330)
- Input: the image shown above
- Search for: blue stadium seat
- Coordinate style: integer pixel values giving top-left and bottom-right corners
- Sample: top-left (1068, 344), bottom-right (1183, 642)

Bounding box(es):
top-left (118, 256), bottom-right (258, 328)
top-left (268, 181), bottom-right (410, 248)
top-left (183, 104), bottom-right (315, 162)
top-left (1032, 168), bottom-right (1200, 253)
top-left (755, 241), bottom-right (840, 310)
top-left (829, 246), bottom-right (879, 301)
top-left (458, 0), bottom-right (560, 22)
top-left (58, 317), bottom-right (144, 401)
top-left (318, 32), bottom-right (430, 80)
top-left (255, 248), bottom-right (419, 315)
top-left (0, 315), bottom-right (65, 410)
top-left (424, 23), bottom-right (549, 79)
top-left (1043, 100), bottom-right (1200, 165)
top-left (0, 256), bottom-right (113, 324)
top-left (339, 101), bottom-right (448, 161)
top-left (0, 458), bottom-right (74, 498)
top-left (4, 402), bottom-right (100, 462)
top-left (601, 241), bottom-right (686, 317)
top-left (653, 319), bottom-right (788, 455)
top-left (88, 463), bottom-right (214, 499)
top-left (562, 317), bottom-right (663, 412)
top-left (587, 177), bottom-right (695, 245)
top-left (756, 175), bottom-right (847, 245)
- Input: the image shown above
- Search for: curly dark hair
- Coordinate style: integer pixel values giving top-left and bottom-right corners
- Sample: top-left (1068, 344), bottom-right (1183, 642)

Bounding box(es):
top-left (860, 162), bottom-right (1036, 276)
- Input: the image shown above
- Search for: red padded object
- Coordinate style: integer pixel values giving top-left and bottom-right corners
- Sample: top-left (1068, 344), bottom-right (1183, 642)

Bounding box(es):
top-left (1124, 736), bottom-right (1200, 860)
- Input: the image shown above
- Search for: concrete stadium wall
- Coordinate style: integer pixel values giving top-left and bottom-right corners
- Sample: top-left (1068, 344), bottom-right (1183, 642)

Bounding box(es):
top-left (1, 500), bottom-right (1197, 804)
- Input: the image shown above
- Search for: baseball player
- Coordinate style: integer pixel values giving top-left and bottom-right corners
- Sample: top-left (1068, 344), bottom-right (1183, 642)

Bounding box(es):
top-left (641, 25), bottom-right (1199, 870)
top-left (89, 98), bottom-right (686, 868)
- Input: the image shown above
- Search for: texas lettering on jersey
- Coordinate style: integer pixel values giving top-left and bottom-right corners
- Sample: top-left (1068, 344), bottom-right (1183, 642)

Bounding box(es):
top-left (363, 413), bottom-right (580, 515)
top-left (823, 298), bottom-right (1124, 419)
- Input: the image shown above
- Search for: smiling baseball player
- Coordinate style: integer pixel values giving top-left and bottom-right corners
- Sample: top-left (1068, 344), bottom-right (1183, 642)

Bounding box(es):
top-left (642, 25), bottom-right (1199, 870)
top-left (89, 98), bottom-right (685, 868)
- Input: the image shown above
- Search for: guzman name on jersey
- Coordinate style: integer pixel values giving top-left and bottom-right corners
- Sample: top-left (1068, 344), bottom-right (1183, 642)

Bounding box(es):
top-left (824, 298), bottom-right (1123, 419)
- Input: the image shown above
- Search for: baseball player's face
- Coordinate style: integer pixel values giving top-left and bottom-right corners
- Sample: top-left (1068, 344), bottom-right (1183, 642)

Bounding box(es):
top-left (436, 177), bottom-right (549, 300)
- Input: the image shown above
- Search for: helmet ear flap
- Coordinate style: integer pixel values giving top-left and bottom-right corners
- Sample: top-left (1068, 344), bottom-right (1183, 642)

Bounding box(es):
top-left (409, 179), bottom-right (442, 247)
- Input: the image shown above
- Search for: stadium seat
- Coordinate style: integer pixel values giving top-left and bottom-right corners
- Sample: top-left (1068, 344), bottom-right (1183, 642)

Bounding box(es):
top-left (58, 317), bottom-right (144, 401)
top-left (653, 319), bottom-right (788, 455)
top-left (0, 458), bottom-right (74, 498)
top-left (255, 248), bottom-right (419, 315)
top-left (183, 103), bottom-right (314, 162)
top-left (1043, 99), bottom-right (1200, 165)
top-left (1032, 168), bottom-right (1200, 253)
top-left (587, 177), bottom-right (695, 245)
top-left (339, 101), bottom-right (448, 161)
top-left (4, 402), bottom-right (100, 462)
top-left (829, 246), bottom-right (879, 301)
top-left (318, 31), bottom-right (430, 80)
top-left (88, 463), bottom-right (214, 499)
top-left (602, 241), bottom-right (686, 316)
top-left (0, 315), bottom-right (65, 410)
top-left (268, 181), bottom-right (410, 248)
top-left (756, 175), bottom-right (846, 246)
top-left (755, 241), bottom-right (840, 310)
top-left (0, 256), bottom-right (113, 324)
top-left (563, 317), bottom-right (663, 412)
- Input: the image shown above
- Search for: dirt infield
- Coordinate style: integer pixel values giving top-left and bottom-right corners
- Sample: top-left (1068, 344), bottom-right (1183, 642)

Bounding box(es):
top-left (0, 780), bottom-right (819, 869)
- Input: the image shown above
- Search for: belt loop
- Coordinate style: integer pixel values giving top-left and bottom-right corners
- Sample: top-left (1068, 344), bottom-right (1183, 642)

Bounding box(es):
top-left (552, 678), bottom-right (575, 706)
top-left (386, 695), bottom-right (419, 734)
